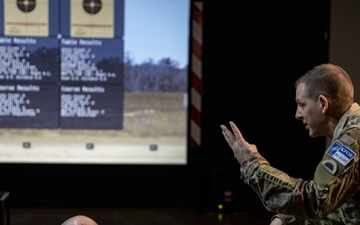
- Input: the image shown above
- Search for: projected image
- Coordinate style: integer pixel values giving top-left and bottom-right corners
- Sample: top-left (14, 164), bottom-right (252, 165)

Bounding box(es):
top-left (0, 0), bottom-right (190, 165)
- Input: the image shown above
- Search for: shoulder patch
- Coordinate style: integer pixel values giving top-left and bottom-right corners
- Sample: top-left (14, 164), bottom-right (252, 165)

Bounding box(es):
top-left (326, 141), bottom-right (356, 166)
top-left (321, 160), bottom-right (337, 175)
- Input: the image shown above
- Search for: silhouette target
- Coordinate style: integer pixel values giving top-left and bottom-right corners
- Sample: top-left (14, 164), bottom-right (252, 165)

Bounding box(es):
top-left (17, 0), bottom-right (36, 13)
top-left (83, 0), bottom-right (102, 14)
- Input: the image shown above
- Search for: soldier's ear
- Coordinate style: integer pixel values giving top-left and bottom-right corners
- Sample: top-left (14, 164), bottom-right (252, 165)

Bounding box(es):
top-left (318, 95), bottom-right (328, 113)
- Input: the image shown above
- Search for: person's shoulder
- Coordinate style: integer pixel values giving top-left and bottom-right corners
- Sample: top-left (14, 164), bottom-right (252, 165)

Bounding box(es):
top-left (344, 113), bottom-right (360, 131)
top-left (343, 103), bottom-right (360, 130)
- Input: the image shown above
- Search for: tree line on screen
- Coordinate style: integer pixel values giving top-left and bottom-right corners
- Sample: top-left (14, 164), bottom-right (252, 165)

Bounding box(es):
top-left (123, 54), bottom-right (188, 93)
top-left (18, 47), bottom-right (188, 93)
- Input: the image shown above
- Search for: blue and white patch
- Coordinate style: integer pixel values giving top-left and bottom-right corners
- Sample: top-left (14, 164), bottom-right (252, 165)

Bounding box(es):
top-left (326, 141), bottom-right (356, 166)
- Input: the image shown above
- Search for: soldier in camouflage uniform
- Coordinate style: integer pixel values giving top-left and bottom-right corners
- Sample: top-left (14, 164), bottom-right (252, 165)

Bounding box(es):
top-left (220, 63), bottom-right (360, 225)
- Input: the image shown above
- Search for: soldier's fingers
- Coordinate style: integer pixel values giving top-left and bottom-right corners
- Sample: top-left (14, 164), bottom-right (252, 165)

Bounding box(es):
top-left (220, 124), bottom-right (235, 142)
top-left (229, 121), bottom-right (245, 140)
top-left (220, 125), bottom-right (231, 137)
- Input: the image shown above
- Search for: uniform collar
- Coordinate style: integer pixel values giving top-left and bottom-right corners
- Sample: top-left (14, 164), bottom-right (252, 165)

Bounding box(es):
top-left (333, 103), bottom-right (360, 139)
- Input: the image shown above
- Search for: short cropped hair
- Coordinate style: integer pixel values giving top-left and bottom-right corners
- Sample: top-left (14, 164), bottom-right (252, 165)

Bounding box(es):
top-left (295, 63), bottom-right (354, 111)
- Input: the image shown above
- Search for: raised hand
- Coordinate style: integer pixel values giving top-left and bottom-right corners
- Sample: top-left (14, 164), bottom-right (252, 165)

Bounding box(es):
top-left (220, 121), bottom-right (259, 165)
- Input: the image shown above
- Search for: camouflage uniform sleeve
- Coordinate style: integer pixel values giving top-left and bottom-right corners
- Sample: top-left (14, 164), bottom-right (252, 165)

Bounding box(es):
top-left (273, 210), bottom-right (344, 225)
top-left (239, 128), bottom-right (360, 223)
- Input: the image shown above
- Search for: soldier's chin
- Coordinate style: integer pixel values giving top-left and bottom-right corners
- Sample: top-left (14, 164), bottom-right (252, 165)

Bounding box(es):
top-left (306, 127), bottom-right (312, 135)
top-left (308, 130), bottom-right (319, 138)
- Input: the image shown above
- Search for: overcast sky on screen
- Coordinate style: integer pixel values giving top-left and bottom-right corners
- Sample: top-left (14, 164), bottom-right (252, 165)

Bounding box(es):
top-left (124, 0), bottom-right (190, 68)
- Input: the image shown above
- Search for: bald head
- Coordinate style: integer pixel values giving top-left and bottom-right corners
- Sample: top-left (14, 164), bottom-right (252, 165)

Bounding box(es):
top-left (61, 215), bottom-right (98, 225)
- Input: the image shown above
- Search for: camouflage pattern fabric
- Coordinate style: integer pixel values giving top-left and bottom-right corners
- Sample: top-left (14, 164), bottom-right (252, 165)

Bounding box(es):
top-left (239, 103), bottom-right (360, 224)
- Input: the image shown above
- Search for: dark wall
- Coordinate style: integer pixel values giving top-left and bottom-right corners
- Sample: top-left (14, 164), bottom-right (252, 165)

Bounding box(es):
top-left (0, 0), bottom-right (329, 212)
top-left (199, 0), bottom-right (329, 211)
top-left (202, 0), bottom-right (329, 171)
